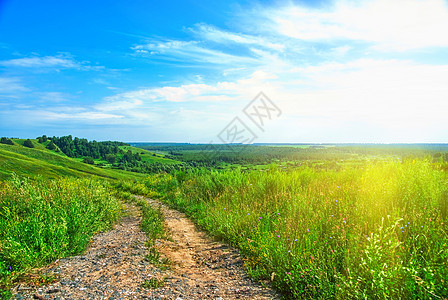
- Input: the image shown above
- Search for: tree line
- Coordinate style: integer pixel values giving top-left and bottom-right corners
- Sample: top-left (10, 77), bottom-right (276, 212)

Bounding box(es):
top-left (43, 135), bottom-right (128, 160)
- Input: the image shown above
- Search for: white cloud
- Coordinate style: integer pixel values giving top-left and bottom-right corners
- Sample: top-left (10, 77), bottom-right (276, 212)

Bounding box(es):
top-left (95, 99), bottom-right (143, 111)
top-left (132, 40), bottom-right (257, 65)
top-left (269, 0), bottom-right (448, 51)
top-left (190, 23), bottom-right (285, 51)
top-left (0, 77), bottom-right (28, 93)
top-left (0, 54), bottom-right (104, 71)
top-left (264, 58), bottom-right (448, 142)
top-left (38, 111), bottom-right (124, 121)
top-left (0, 55), bottom-right (79, 68)
top-left (100, 71), bottom-right (278, 106)
top-left (36, 92), bottom-right (71, 103)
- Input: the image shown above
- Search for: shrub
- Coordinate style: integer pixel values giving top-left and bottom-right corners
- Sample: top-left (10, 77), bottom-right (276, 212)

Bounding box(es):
top-left (83, 157), bottom-right (94, 164)
top-left (46, 141), bottom-right (57, 150)
top-left (23, 139), bottom-right (34, 148)
top-left (0, 138), bottom-right (14, 145)
top-left (105, 154), bottom-right (116, 164)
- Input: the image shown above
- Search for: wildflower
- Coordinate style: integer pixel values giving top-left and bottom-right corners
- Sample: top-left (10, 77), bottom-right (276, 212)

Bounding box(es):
top-left (258, 217), bottom-right (262, 220)
top-left (288, 250), bottom-right (291, 253)
top-left (294, 239), bottom-right (298, 242)
top-left (277, 235), bottom-right (280, 238)
top-left (307, 229), bottom-right (310, 232)
top-left (248, 213), bottom-right (250, 215)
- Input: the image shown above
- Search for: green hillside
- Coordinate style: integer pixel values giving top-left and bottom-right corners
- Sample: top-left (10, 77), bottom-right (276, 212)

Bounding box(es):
top-left (118, 145), bottom-right (181, 164)
top-left (0, 143), bottom-right (146, 181)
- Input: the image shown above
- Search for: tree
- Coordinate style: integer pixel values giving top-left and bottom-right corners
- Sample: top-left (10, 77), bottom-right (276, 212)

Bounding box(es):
top-left (123, 150), bottom-right (133, 162)
top-left (42, 135), bottom-right (48, 142)
top-left (83, 157), bottom-right (95, 164)
top-left (105, 154), bottom-right (116, 164)
top-left (46, 141), bottom-right (57, 150)
top-left (23, 139), bottom-right (34, 148)
top-left (0, 137), bottom-right (14, 145)
top-left (38, 137), bottom-right (43, 143)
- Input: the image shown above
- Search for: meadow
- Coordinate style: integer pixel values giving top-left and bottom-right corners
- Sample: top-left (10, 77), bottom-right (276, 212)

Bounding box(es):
top-left (133, 158), bottom-right (448, 299)
top-left (1, 138), bottom-right (448, 299)
top-left (0, 175), bottom-right (123, 297)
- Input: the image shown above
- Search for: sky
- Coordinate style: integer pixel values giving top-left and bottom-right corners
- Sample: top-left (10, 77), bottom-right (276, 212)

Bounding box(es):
top-left (0, 0), bottom-right (447, 143)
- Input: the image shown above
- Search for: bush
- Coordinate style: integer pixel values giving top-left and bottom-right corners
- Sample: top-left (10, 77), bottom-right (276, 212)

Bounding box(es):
top-left (105, 154), bottom-right (116, 164)
top-left (23, 139), bottom-right (34, 148)
top-left (0, 138), bottom-right (14, 145)
top-left (46, 141), bottom-right (57, 150)
top-left (83, 157), bottom-right (94, 164)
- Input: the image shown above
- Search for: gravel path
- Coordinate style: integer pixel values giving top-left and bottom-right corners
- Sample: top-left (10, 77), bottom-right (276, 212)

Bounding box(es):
top-left (12, 197), bottom-right (279, 299)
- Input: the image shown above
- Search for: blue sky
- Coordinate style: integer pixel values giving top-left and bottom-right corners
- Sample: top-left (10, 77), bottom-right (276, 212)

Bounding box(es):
top-left (1, 0), bottom-right (447, 142)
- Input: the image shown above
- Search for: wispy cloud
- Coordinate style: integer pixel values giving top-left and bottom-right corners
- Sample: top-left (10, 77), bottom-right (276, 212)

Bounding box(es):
top-left (36, 92), bottom-right (72, 103)
top-left (0, 53), bottom-right (104, 71)
top-left (40, 111), bottom-right (124, 120)
top-left (132, 40), bottom-right (258, 66)
top-left (0, 55), bottom-right (79, 68)
top-left (190, 23), bottom-right (285, 52)
top-left (100, 70), bottom-right (277, 106)
top-left (0, 77), bottom-right (28, 93)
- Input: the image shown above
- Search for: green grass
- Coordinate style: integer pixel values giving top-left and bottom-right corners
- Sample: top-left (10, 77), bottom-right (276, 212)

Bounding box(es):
top-left (141, 277), bottom-right (165, 289)
top-left (0, 175), bottom-right (122, 293)
top-left (118, 145), bottom-right (181, 165)
top-left (141, 159), bottom-right (448, 299)
top-left (0, 143), bottom-right (146, 181)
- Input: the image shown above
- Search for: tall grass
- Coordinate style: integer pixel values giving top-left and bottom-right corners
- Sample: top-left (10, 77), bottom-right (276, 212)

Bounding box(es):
top-left (0, 175), bottom-right (121, 293)
top-left (144, 160), bottom-right (447, 299)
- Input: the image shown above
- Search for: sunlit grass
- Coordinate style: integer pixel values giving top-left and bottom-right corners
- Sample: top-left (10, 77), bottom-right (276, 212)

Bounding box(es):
top-left (0, 175), bottom-right (121, 293)
top-left (143, 160), bottom-right (448, 299)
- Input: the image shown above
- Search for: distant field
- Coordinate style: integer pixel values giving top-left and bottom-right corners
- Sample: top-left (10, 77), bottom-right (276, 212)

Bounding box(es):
top-left (118, 145), bottom-right (181, 165)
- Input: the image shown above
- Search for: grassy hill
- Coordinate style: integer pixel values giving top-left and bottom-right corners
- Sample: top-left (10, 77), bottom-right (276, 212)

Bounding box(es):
top-left (118, 145), bottom-right (180, 164)
top-left (0, 143), bottom-right (147, 181)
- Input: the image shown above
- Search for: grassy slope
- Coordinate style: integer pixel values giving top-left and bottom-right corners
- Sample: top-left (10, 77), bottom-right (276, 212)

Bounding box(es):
top-left (0, 143), bottom-right (146, 181)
